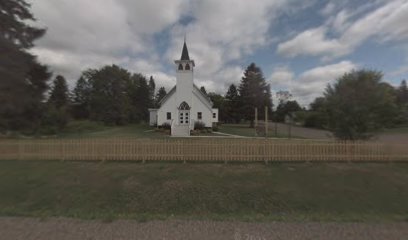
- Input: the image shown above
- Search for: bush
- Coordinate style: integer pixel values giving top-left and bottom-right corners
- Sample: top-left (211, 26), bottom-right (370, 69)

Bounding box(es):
top-left (194, 121), bottom-right (205, 130)
top-left (161, 122), bottom-right (171, 129)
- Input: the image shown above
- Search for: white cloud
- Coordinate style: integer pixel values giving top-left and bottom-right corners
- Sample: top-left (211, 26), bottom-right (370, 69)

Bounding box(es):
top-left (164, 0), bottom-right (293, 92)
top-left (277, 0), bottom-right (408, 59)
top-left (29, 0), bottom-right (296, 93)
top-left (269, 67), bottom-right (295, 90)
top-left (269, 61), bottom-right (357, 105)
top-left (277, 27), bottom-right (345, 58)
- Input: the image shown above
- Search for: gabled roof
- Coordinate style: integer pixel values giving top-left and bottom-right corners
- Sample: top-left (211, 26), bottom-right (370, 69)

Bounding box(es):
top-left (158, 84), bottom-right (213, 109)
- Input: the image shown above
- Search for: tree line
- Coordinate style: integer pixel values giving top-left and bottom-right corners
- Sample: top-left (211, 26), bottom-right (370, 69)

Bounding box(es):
top-left (45, 65), bottom-right (167, 131)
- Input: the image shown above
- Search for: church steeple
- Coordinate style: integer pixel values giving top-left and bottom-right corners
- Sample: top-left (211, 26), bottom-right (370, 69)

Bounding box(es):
top-left (175, 39), bottom-right (195, 70)
top-left (180, 41), bottom-right (190, 61)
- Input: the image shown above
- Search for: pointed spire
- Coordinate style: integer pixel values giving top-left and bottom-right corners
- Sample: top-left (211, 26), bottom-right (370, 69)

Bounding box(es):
top-left (180, 39), bottom-right (190, 61)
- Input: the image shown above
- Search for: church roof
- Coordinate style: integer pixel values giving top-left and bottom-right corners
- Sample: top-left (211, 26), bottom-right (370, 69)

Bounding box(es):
top-left (158, 84), bottom-right (213, 109)
top-left (180, 41), bottom-right (190, 60)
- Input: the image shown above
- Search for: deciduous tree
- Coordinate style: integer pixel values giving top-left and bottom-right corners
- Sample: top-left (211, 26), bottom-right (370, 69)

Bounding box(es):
top-left (324, 70), bottom-right (398, 140)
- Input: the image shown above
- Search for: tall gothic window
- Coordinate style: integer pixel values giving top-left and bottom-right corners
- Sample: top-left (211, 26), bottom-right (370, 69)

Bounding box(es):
top-left (178, 63), bottom-right (183, 70)
top-left (185, 63), bottom-right (190, 70)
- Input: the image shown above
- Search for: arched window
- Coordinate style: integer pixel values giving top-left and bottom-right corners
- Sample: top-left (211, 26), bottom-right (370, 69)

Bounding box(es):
top-left (178, 64), bottom-right (183, 70)
top-left (185, 63), bottom-right (190, 70)
top-left (178, 101), bottom-right (190, 110)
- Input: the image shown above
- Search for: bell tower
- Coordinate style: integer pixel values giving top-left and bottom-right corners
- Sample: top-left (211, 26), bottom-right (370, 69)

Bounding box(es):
top-left (175, 40), bottom-right (195, 108)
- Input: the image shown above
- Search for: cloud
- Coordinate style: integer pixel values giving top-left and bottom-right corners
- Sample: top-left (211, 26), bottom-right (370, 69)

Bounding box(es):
top-left (269, 61), bottom-right (357, 105)
top-left (277, 27), bottom-right (345, 58)
top-left (162, 0), bottom-right (292, 93)
top-left (29, 0), bottom-right (297, 93)
top-left (277, 0), bottom-right (408, 59)
top-left (269, 67), bottom-right (295, 89)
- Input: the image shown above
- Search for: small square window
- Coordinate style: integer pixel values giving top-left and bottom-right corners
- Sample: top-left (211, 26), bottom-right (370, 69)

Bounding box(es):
top-left (197, 112), bottom-right (202, 120)
top-left (213, 113), bottom-right (216, 118)
top-left (167, 112), bottom-right (171, 120)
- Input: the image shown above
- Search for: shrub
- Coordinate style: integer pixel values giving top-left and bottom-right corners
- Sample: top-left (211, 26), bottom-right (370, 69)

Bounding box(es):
top-left (194, 121), bottom-right (205, 130)
top-left (161, 122), bottom-right (171, 129)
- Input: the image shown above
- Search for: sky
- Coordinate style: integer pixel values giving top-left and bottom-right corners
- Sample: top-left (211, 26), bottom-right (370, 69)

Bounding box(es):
top-left (29, 0), bottom-right (408, 106)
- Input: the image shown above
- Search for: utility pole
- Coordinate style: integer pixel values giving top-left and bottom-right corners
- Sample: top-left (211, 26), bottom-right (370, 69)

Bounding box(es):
top-left (265, 106), bottom-right (268, 138)
top-left (254, 107), bottom-right (258, 136)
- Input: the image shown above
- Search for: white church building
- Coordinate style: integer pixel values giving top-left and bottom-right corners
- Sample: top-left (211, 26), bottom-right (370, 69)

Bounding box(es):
top-left (148, 41), bottom-right (219, 136)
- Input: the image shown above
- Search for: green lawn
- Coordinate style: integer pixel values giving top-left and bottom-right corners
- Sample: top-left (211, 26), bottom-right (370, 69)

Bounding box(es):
top-left (0, 161), bottom-right (407, 222)
top-left (59, 122), bottom-right (165, 139)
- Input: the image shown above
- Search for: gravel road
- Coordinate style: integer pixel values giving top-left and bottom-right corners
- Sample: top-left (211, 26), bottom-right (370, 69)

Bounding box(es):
top-left (1, 217), bottom-right (407, 240)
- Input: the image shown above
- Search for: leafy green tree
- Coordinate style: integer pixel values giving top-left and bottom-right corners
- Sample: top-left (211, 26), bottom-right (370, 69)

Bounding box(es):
top-left (304, 97), bottom-right (329, 129)
top-left (224, 84), bottom-right (241, 123)
top-left (48, 75), bottom-right (69, 108)
top-left (0, 0), bottom-right (51, 131)
top-left (208, 92), bottom-right (225, 122)
top-left (88, 65), bottom-right (131, 125)
top-left (155, 87), bottom-right (167, 107)
top-left (274, 100), bottom-right (302, 122)
top-left (238, 63), bottom-right (272, 126)
top-left (325, 70), bottom-right (398, 140)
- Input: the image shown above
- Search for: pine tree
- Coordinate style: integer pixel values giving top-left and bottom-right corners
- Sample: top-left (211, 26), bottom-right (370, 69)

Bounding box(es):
top-left (200, 86), bottom-right (208, 96)
top-left (224, 84), bottom-right (241, 123)
top-left (48, 75), bottom-right (69, 108)
top-left (72, 75), bottom-right (91, 119)
top-left (155, 87), bottom-right (167, 107)
top-left (0, 0), bottom-right (51, 131)
top-left (238, 63), bottom-right (272, 127)
top-left (397, 80), bottom-right (408, 106)
top-left (148, 76), bottom-right (156, 108)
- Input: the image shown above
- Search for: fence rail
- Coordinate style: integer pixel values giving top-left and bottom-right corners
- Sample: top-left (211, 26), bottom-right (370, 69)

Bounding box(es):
top-left (0, 138), bottom-right (407, 162)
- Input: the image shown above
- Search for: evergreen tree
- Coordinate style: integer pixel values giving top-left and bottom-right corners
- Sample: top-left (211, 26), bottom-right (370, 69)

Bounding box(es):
top-left (155, 87), bottom-right (167, 107)
top-left (48, 75), bottom-right (69, 108)
top-left (72, 74), bottom-right (91, 119)
top-left (148, 76), bottom-right (156, 108)
top-left (395, 80), bottom-right (408, 125)
top-left (396, 80), bottom-right (408, 106)
top-left (200, 86), bottom-right (208, 96)
top-left (238, 63), bottom-right (272, 127)
top-left (0, 0), bottom-right (51, 131)
top-left (224, 84), bottom-right (241, 123)
top-left (129, 74), bottom-right (150, 122)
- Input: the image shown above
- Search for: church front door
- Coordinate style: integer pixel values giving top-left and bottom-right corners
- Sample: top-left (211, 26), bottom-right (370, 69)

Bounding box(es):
top-left (178, 101), bottom-right (191, 125)
top-left (179, 110), bottom-right (190, 125)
